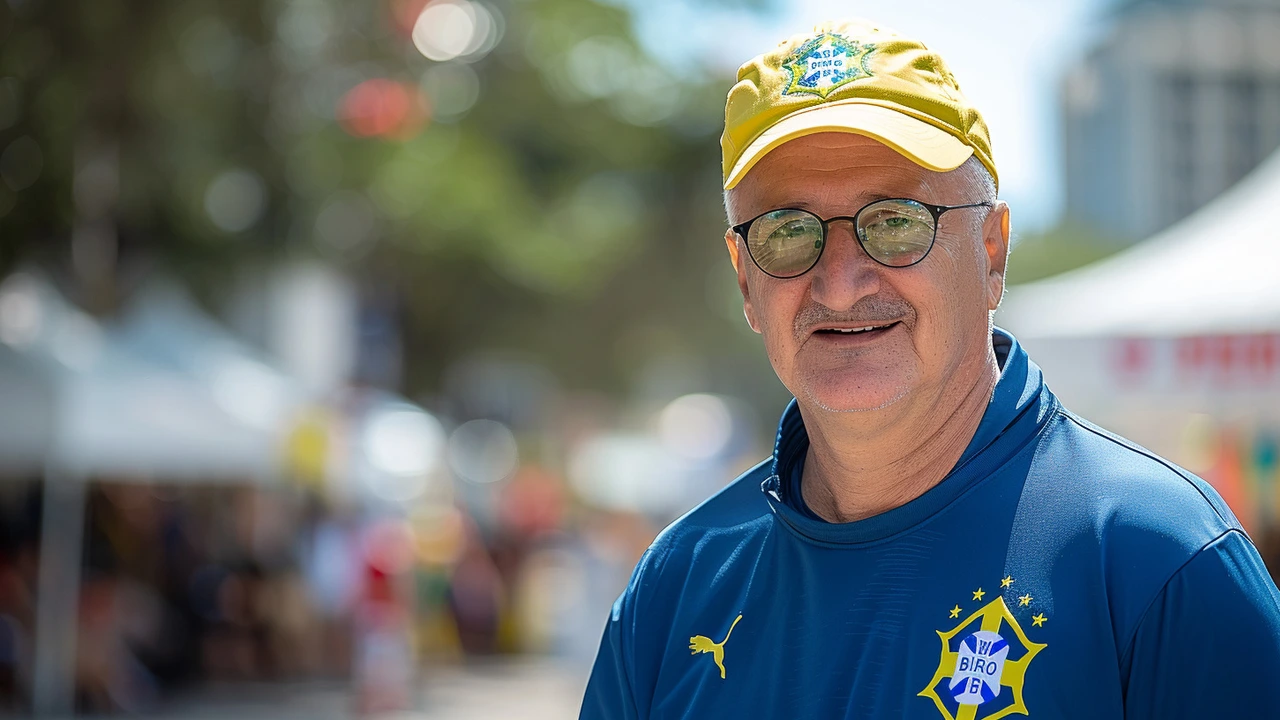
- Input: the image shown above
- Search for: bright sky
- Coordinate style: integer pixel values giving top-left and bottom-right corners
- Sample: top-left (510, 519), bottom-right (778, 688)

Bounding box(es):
top-left (626, 0), bottom-right (1114, 231)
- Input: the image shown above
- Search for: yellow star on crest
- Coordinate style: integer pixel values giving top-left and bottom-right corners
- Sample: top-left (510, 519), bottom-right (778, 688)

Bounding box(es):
top-left (1019, 594), bottom-right (1033, 607)
top-left (1001, 575), bottom-right (1014, 588)
top-left (1032, 613), bottom-right (1047, 627)
top-left (948, 605), bottom-right (961, 619)
top-left (972, 587), bottom-right (985, 601)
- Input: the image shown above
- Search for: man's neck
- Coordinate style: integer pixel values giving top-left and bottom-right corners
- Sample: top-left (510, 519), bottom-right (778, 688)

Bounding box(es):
top-left (797, 349), bottom-right (1000, 524)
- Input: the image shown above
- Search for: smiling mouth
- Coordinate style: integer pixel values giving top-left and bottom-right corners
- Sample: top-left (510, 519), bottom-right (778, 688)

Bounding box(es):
top-left (812, 321), bottom-right (900, 337)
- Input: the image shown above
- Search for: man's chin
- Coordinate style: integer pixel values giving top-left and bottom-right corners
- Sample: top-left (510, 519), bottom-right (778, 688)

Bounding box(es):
top-left (798, 381), bottom-right (914, 414)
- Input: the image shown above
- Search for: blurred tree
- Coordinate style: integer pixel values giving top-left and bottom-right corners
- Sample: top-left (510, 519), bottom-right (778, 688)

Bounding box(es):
top-left (0, 0), bottom-right (784, 403)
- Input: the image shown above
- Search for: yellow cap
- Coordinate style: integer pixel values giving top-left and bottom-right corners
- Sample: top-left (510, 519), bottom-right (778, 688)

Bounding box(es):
top-left (721, 19), bottom-right (998, 191)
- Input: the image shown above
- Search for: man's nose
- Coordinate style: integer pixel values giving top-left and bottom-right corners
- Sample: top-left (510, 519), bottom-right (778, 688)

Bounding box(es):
top-left (807, 220), bottom-right (882, 311)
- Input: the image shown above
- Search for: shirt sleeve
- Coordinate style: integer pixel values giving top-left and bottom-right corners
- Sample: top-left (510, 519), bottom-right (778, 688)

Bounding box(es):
top-left (1121, 529), bottom-right (1280, 718)
top-left (578, 592), bottom-right (642, 720)
top-left (581, 547), bottom-right (658, 720)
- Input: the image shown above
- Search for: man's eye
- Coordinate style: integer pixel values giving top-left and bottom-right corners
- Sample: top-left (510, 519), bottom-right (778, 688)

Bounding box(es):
top-left (770, 221), bottom-right (809, 241)
top-left (884, 216), bottom-right (914, 229)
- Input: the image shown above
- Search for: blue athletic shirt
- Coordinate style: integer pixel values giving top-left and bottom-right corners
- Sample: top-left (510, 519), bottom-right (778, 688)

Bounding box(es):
top-left (580, 328), bottom-right (1280, 719)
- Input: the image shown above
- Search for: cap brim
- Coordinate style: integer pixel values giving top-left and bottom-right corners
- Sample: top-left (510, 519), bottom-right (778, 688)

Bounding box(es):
top-left (723, 100), bottom-right (975, 190)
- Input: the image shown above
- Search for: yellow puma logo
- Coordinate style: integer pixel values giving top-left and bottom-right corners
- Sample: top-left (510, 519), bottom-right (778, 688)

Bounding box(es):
top-left (689, 614), bottom-right (742, 679)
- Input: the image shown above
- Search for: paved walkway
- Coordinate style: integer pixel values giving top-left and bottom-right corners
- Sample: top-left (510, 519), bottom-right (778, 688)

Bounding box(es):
top-left (416, 659), bottom-right (586, 719)
top-left (140, 659), bottom-right (586, 719)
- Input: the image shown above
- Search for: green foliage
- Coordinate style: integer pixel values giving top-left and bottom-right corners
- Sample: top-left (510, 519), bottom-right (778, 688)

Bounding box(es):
top-left (0, 0), bottom-right (772, 397)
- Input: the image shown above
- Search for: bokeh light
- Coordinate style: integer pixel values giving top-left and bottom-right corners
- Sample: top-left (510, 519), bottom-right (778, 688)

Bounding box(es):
top-left (566, 36), bottom-right (633, 99)
top-left (419, 62), bottom-right (480, 122)
top-left (411, 504), bottom-right (466, 566)
top-left (204, 168), bottom-right (268, 233)
top-left (448, 419), bottom-right (518, 484)
top-left (179, 16), bottom-right (240, 81)
top-left (568, 434), bottom-right (682, 514)
top-left (314, 190), bottom-right (379, 258)
top-left (275, 0), bottom-right (335, 58)
top-left (363, 404), bottom-right (446, 479)
top-left (337, 78), bottom-right (427, 138)
top-left (658, 393), bottom-right (733, 460)
top-left (411, 0), bottom-right (501, 63)
top-left (0, 273), bottom-right (41, 348)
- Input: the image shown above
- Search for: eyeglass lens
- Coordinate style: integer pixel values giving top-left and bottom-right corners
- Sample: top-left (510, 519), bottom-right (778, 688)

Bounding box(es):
top-left (745, 209), bottom-right (826, 277)
top-left (745, 199), bottom-right (937, 277)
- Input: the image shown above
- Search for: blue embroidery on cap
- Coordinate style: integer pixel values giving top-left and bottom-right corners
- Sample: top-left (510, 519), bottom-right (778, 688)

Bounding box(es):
top-left (782, 33), bottom-right (875, 99)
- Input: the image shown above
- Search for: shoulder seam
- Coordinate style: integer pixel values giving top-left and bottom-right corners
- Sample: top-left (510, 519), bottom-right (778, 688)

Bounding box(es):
top-left (1056, 409), bottom-right (1236, 529)
top-left (1117, 527), bottom-right (1253, 669)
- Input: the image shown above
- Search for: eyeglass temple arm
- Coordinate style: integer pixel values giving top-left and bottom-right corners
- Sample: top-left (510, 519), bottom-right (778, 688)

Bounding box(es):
top-left (926, 201), bottom-right (994, 218)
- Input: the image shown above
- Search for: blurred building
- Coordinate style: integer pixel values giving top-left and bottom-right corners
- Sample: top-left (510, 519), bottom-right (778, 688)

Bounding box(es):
top-left (1063, 0), bottom-right (1280, 240)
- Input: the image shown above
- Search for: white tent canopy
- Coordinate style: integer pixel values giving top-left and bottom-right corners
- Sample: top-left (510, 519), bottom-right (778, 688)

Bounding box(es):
top-left (114, 280), bottom-right (301, 440)
top-left (999, 148), bottom-right (1280, 339)
top-left (995, 151), bottom-right (1280, 429)
top-left (0, 272), bottom-right (285, 481)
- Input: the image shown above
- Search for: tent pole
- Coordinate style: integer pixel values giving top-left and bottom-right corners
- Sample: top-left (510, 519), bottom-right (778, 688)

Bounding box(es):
top-left (31, 468), bottom-right (86, 717)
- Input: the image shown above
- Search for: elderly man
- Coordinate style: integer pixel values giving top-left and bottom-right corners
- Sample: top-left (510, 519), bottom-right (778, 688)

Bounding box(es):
top-left (580, 19), bottom-right (1280, 720)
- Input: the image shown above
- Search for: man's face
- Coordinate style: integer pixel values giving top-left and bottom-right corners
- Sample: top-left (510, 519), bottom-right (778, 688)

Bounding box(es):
top-left (725, 133), bottom-right (1009, 414)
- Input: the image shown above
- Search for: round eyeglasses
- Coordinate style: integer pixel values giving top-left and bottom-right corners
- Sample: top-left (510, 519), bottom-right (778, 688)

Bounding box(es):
top-left (731, 198), bottom-right (993, 278)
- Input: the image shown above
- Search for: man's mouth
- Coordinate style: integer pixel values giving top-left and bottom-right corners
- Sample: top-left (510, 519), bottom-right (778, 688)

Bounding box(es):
top-left (812, 321), bottom-right (900, 337)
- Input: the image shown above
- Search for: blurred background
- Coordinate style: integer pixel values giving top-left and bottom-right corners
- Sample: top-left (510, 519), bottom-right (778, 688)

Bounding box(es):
top-left (1, 0), bottom-right (1279, 716)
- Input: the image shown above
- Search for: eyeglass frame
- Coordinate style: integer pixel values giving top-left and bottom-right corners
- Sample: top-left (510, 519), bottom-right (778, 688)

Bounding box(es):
top-left (730, 198), bottom-right (994, 278)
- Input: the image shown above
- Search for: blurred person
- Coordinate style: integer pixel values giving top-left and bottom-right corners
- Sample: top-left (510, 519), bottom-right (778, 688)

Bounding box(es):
top-left (353, 565), bottom-right (415, 715)
top-left (303, 505), bottom-right (361, 677)
top-left (75, 573), bottom-right (159, 714)
top-left (0, 551), bottom-right (31, 713)
top-left (200, 564), bottom-right (270, 682)
top-left (259, 568), bottom-right (318, 679)
top-left (0, 544), bottom-right (33, 708)
top-left (581, 19), bottom-right (1280, 720)
top-left (447, 523), bottom-right (504, 656)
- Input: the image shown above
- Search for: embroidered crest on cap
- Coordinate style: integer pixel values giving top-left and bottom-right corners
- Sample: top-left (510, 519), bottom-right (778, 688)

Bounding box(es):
top-left (782, 33), bottom-right (875, 99)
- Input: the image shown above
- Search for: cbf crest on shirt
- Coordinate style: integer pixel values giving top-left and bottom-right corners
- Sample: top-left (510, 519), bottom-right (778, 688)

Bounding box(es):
top-left (919, 575), bottom-right (1048, 720)
top-left (781, 32), bottom-right (876, 98)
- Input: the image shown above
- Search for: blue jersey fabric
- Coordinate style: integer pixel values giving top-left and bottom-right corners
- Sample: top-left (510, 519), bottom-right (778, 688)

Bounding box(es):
top-left (580, 329), bottom-right (1280, 720)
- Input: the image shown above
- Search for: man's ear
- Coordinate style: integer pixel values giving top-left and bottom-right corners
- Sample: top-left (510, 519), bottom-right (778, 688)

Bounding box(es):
top-left (724, 228), bottom-right (740, 270)
top-left (983, 201), bottom-right (1011, 311)
top-left (725, 228), bottom-right (761, 334)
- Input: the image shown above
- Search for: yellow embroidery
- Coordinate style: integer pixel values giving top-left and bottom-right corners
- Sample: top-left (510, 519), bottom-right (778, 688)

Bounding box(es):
top-left (949, 605), bottom-right (962, 619)
top-left (689, 614), bottom-right (742, 680)
top-left (1032, 613), bottom-right (1047, 627)
top-left (1000, 576), bottom-right (1014, 588)
top-left (1018, 594), bottom-right (1032, 607)
top-left (972, 588), bottom-right (985, 601)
